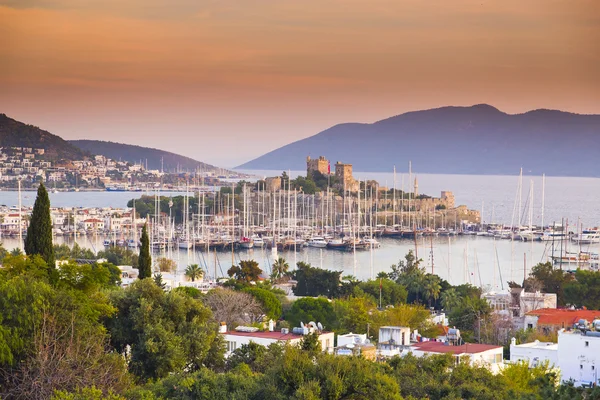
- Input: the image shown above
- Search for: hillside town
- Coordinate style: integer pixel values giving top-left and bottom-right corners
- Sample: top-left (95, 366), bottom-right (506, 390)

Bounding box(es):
top-left (0, 146), bottom-right (238, 190)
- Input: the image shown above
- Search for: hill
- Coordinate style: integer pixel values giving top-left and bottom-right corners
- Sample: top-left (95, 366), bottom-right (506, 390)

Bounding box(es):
top-left (236, 104), bottom-right (600, 177)
top-left (0, 113), bottom-right (88, 160)
top-left (70, 140), bottom-right (229, 173)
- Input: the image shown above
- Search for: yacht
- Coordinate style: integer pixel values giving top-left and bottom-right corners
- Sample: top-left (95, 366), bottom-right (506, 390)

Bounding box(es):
top-left (239, 237), bottom-right (254, 249)
top-left (572, 229), bottom-right (600, 245)
top-left (362, 237), bottom-right (380, 248)
top-left (307, 236), bottom-right (328, 248)
top-left (251, 235), bottom-right (265, 248)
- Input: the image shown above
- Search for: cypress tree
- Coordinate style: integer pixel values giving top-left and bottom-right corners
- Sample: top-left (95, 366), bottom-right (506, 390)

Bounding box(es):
top-left (24, 182), bottom-right (55, 269)
top-left (138, 223), bottom-right (152, 279)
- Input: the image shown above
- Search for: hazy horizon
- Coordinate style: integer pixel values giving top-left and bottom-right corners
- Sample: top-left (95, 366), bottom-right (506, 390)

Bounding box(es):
top-left (2, 0), bottom-right (599, 168)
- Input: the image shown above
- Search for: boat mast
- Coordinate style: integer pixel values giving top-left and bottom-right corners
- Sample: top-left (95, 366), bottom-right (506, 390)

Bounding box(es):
top-left (18, 178), bottom-right (23, 253)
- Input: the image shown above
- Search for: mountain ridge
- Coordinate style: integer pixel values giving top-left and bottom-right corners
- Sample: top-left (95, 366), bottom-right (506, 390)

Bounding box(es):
top-left (236, 104), bottom-right (600, 177)
top-left (0, 113), bottom-right (89, 160)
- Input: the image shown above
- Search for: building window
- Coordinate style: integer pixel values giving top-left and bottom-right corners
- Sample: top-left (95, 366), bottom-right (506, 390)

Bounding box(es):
top-left (593, 366), bottom-right (595, 371)
top-left (227, 341), bottom-right (237, 353)
top-left (580, 365), bottom-right (583, 370)
top-left (527, 324), bottom-right (533, 329)
top-left (585, 341), bottom-right (589, 347)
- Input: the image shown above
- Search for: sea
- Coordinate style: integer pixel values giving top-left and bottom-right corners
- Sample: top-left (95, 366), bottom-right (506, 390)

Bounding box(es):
top-left (1, 171), bottom-right (598, 289)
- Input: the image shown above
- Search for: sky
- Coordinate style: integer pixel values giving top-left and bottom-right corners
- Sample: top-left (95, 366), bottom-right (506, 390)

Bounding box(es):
top-left (1, 0), bottom-right (599, 167)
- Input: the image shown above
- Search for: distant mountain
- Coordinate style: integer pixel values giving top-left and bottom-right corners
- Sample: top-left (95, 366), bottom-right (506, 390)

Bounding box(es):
top-left (236, 104), bottom-right (600, 177)
top-left (0, 113), bottom-right (88, 160)
top-left (70, 140), bottom-right (229, 173)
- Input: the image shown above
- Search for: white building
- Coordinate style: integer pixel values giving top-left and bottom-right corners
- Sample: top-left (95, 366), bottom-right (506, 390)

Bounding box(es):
top-left (482, 288), bottom-right (557, 319)
top-left (409, 341), bottom-right (505, 373)
top-left (510, 324), bottom-right (600, 386)
top-left (509, 338), bottom-right (558, 367)
top-left (221, 325), bottom-right (335, 357)
top-left (377, 326), bottom-right (411, 358)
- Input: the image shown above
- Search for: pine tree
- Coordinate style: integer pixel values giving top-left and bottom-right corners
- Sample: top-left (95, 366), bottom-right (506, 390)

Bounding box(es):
top-left (138, 223), bottom-right (152, 279)
top-left (24, 183), bottom-right (55, 269)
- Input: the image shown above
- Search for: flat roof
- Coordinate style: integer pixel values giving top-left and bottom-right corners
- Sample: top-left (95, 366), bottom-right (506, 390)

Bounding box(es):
top-left (513, 341), bottom-right (558, 350)
top-left (411, 341), bottom-right (502, 355)
top-left (223, 330), bottom-right (331, 341)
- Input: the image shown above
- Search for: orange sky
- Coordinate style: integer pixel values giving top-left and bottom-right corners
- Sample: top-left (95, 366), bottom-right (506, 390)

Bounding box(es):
top-left (1, 0), bottom-right (599, 166)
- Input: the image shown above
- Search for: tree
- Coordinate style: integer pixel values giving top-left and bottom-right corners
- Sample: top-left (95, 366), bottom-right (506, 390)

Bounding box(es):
top-left (105, 279), bottom-right (222, 380)
top-left (228, 260), bottom-right (262, 283)
top-left (529, 262), bottom-right (572, 306)
top-left (300, 332), bottom-right (321, 352)
top-left (204, 288), bottom-right (264, 328)
top-left (137, 223), bottom-right (151, 279)
top-left (440, 288), bottom-right (461, 312)
top-left (293, 262), bottom-right (341, 298)
top-left (271, 257), bottom-right (290, 283)
top-left (286, 297), bottom-right (336, 329)
top-left (358, 278), bottom-right (408, 307)
top-left (0, 256), bottom-right (129, 399)
top-left (185, 264), bottom-right (204, 282)
top-left (226, 342), bottom-right (268, 372)
top-left (24, 183), bottom-right (55, 271)
top-left (244, 287), bottom-right (282, 321)
top-left (153, 273), bottom-right (166, 289)
top-left (422, 274), bottom-right (442, 307)
top-left (156, 257), bottom-right (176, 273)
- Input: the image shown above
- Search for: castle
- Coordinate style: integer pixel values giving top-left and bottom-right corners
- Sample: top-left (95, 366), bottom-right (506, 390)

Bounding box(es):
top-left (306, 156), bottom-right (359, 192)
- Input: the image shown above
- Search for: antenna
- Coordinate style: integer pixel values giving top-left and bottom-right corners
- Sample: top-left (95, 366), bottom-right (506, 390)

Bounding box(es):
top-left (317, 322), bottom-right (323, 331)
top-left (300, 321), bottom-right (304, 328)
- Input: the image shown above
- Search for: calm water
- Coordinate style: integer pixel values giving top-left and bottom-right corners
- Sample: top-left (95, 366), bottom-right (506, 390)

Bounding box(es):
top-left (2, 172), bottom-right (598, 288)
top-left (1, 234), bottom-right (592, 290)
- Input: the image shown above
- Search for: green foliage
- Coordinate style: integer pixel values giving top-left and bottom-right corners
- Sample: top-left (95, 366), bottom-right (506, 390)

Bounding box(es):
top-left (185, 264), bottom-right (204, 282)
top-left (51, 387), bottom-right (126, 400)
top-left (333, 296), bottom-right (375, 334)
top-left (105, 279), bottom-right (222, 381)
top-left (529, 261), bottom-right (573, 306)
top-left (244, 287), bottom-right (283, 321)
top-left (0, 256), bottom-right (130, 398)
top-left (56, 260), bottom-right (122, 292)
top-left (358, 278), bottom-right (408, 307)
top-left (563, 269), bottom-right (600, 309)
top-left (228, 260), bottom-right (263, 283)
top-left (153, 273), bottom-right (166, 289)
top-left (271, 257), bottom-right (290, 283)
top-left (138, 224), bottom-right (152, 279)
top-left (226, 342), bottom-right (268, 372)
top-left (24, 183), bottom-right (55, 271)
top-left (174, 286), bottom-right (203, 299)
top-left (286, 297), bottom-right (336, 330)
top-left (98, 246), bottom-right (139, 268)
top-left (54, 243), bottom-right (96, 261)
top-left (292, 262), bottom-right (340, 298)
top-left (300, 332), bottom-right (321, 353)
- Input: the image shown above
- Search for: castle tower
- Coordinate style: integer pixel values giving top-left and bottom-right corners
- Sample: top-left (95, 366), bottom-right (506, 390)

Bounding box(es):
top-left (307, 155), bottom-right (330, 176)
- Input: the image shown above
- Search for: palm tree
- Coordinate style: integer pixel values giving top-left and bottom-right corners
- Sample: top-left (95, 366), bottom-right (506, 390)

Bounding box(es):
top-left (440, 287), bottom-right (461, 312)
top-left (423, 274), bottom-right (442, 307)
top-left (271, 257), bottom-right (289, 283)
top-left (185, 264), bottom-right (204, 282)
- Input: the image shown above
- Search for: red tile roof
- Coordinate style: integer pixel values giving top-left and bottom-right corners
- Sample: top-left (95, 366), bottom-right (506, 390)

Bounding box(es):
top-left (411, 341), bottom-right (502, 355)
top-left (526, 308), bottom-right (600, 326)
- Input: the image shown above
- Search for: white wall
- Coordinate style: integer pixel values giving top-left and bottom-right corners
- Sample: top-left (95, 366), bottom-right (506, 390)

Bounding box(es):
top-left (510, 340), bottom-right (558, 368)
top-left (558, 331), bottom-right (600, 386)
